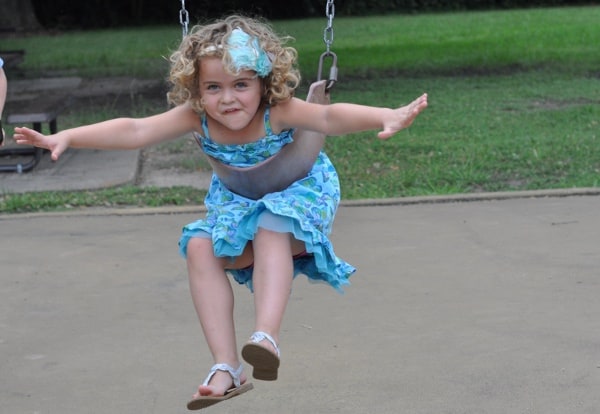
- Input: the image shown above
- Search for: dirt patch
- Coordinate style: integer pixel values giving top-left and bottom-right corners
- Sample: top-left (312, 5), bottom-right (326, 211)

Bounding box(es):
top-left (136, 135), bottom-right (212, 189)
top-left (528, 97), bottom-right (600, 110)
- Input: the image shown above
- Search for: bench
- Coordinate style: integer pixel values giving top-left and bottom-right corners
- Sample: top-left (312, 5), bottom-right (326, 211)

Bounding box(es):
top-left (0, 95), bottom-right (74, 173)
top-left (0, 50), bottom-right (25, 69)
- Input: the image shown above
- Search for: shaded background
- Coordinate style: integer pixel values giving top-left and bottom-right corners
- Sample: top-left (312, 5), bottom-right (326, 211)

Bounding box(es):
top-left (1, 0), bottom-right (598, 31)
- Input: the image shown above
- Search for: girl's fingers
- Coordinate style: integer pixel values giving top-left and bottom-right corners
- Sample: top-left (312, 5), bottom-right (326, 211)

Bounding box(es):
top-left (377, 129), bottom-right (393, 140)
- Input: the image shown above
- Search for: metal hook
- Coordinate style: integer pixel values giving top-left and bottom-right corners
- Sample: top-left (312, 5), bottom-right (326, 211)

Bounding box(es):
top-left (179, 0), bottom-right (189, 37)
top-left (317, 51), bottom-right (338, 91)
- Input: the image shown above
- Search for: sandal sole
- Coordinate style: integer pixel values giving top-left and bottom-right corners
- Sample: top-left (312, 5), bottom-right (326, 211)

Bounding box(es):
top-left (242, 343), bottom-right (280, 381)
top-left (187, 382), bottom-right (254, 410)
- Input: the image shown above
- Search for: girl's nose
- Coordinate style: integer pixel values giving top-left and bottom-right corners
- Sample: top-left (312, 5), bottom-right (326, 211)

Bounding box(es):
top-left (221, 88), bottom-right (235, 103)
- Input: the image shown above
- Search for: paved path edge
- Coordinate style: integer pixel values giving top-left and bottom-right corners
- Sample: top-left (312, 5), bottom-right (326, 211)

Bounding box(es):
top-left (2, 187), bottom-right (598, 220)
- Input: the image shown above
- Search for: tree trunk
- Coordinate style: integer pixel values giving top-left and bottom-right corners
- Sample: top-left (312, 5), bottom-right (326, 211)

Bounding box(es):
top-left (0, 0), bottom-right (41, 32)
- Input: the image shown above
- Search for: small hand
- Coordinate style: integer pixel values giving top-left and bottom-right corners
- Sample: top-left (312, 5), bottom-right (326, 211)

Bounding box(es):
top-left (13, 126), bottom-right (68, 161)
top-left (378, 93), bottom-right (428, 140)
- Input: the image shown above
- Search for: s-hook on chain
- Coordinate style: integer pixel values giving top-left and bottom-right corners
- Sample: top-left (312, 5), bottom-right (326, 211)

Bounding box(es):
top-left (318, 0), bottom-right (338, 91)
top-left (179, 0), bottom-right (189, 37)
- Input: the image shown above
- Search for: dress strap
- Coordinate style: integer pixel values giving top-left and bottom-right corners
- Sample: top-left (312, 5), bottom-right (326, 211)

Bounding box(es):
top-left (192, 113), bottom-right (210, 147)
top-left (200, 113), bottom-right (210, 138)
top-left (263, 106), bottom-right (273, 136)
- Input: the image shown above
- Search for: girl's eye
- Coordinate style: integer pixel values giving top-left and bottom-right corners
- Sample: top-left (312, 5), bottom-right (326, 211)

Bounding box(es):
top-left (235, 81), bottom-right (249, 89)
top-left (206, 84), bottom-right (220, 91)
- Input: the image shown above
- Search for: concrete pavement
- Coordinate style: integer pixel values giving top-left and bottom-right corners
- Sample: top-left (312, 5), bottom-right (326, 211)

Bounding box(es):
top-left (0, 146), bottom-right (140, 193)
top-left (3, 77), bottom-right (600, 412)
top-left (2, 194), bottom-right (600, 413)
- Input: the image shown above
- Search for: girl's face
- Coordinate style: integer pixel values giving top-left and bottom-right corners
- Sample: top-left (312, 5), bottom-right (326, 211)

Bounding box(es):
top-left (198, 57), bottom-right (263, 134)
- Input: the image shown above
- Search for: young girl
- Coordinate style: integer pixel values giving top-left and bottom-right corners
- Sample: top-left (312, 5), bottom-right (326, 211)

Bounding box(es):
top-left (14, 15), bottom-right (427, 410)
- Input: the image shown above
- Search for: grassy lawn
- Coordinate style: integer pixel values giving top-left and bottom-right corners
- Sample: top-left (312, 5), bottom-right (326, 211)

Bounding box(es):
top-left (1, 6), bottom-right (599, 212)
top-left (330, 71), bottom-right (599, 198)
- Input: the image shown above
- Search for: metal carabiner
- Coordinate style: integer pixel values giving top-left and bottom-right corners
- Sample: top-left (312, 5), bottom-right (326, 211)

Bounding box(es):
top-left (317, 51), bottom-right (338, 91)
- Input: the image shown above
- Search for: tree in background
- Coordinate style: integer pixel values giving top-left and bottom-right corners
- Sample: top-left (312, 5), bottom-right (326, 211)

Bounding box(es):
top-left (26, 0), bottom-right (321, 30)
top-left (0, 0), bottom-right (41, 32)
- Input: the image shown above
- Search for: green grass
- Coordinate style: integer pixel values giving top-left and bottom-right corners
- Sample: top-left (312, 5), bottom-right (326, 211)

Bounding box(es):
top-left (5, 7), bottom-right (598, 79)
top-left (1, 6), bottom-right (599, 213)
top-left (3, 27), bottom-right (179, 79)
top-left (283, 8), bottom-right (600, 78)
top-left (0, 186), bottom-right (206, 213)
top-left (328, 72), bottom-right (599, 198)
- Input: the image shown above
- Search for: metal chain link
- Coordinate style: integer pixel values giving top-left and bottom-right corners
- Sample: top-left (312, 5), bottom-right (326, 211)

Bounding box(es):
top-left (318, 0), bottom-right (338, 90)
top-left (179, 0), bottom-right (189, 37)
top-left (323, 0), bottom-right (335, 53)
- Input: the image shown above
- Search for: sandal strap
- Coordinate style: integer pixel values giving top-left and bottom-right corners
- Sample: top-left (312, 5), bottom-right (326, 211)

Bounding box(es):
top-left (202, 363), bottom-right (243, 388)
top-left (249, 331), bottom-right (281, 357)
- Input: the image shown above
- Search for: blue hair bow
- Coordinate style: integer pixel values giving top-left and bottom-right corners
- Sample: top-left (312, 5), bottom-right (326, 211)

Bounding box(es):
top-left (227, 28), bottom-right (272, 77)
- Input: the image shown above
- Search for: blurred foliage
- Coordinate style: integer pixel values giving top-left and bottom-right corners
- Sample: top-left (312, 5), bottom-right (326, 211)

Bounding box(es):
top-left (30, 0), bottom-right (599, 30)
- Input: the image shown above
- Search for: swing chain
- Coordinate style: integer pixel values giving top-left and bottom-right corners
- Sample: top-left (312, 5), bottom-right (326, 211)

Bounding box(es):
top-left (318, 0), bottom-right (338, 91)
top-left (323, 0), bottom-right (335, 54)
top-left (179, 0), bottom-right (189, 38)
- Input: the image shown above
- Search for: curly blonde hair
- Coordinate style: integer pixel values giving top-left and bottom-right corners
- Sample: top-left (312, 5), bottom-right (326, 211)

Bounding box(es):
top-left (167, 15), bottom-right (301, 114)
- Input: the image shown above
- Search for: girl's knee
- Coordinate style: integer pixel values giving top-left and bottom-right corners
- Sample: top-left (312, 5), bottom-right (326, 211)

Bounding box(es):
top-left (186, 237), bottom-right (220, 270)
top-left (254, 227), bottom-right (305, 256)
top-left (187, 236), bottom-right (254, 271)
top-left (186, 237), bottom-right (213, 257)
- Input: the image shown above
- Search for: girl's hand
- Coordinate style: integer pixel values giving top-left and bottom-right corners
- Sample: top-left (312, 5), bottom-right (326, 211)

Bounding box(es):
top-left (13, 126), bottom-right (69, 161)
top-left (378, 93), bottom-right (428, 140)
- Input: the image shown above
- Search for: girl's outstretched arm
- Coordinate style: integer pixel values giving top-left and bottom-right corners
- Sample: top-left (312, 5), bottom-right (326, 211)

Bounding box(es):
top-left (273, 93), bottom-right (428, 139)
top-left (13, 103), bottom-right (200, 161)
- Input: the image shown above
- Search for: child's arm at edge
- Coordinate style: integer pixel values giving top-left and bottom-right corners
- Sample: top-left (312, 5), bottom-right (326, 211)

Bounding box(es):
top-left (13, 103), bottom-right (199, 161)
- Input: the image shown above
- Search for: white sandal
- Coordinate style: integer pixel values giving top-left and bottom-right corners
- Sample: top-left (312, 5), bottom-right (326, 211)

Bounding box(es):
top-left (186, 363), bottom-right (253, 410)
top-left (241, 331), bottom-right (281, 381)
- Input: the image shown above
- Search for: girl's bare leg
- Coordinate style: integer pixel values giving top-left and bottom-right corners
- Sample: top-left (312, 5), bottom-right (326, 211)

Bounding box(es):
top-left (186, 237), bottom-right (252, 397)
top-left (250, 228), bottom-right (305, 352)
top-left (186, 229), bottom-right (302, 395)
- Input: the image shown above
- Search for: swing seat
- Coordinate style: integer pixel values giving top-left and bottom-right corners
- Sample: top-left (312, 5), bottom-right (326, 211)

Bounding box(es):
top-left (205, 80), bottom-right (330, 200)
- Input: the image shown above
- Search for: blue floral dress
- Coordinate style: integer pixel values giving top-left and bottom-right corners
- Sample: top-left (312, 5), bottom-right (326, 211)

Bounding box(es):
top-left (178, 107), bottom-right (355, 292)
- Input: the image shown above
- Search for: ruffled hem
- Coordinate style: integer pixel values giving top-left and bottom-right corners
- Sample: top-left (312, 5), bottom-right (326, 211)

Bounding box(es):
top-left (180, 207), bottom-right (355, 293)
